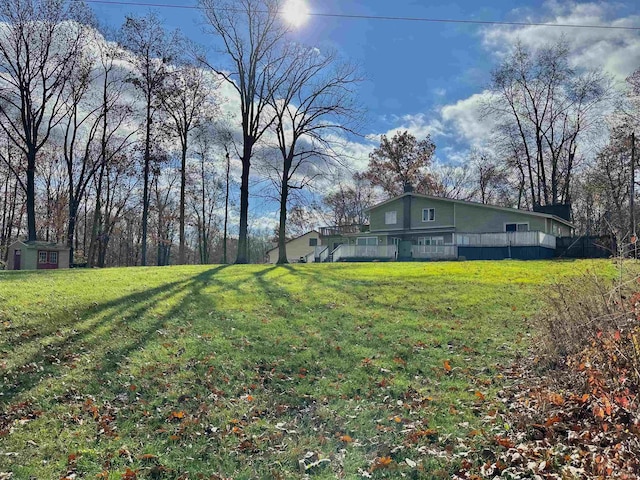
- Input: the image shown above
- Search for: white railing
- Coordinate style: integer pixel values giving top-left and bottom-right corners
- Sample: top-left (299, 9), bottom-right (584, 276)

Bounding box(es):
top-left (318, 246), bottom-right (330, 263)
top-left (303, 246), bottom-right (329, 263)
top-left (411, 245), bottom-right (458, 259)
top-left (332, 245), bottom-right (397, 262)
top-left (539, 232), bottom-right (556, 249)
top-left (455, 231), bottom-right (555, 248)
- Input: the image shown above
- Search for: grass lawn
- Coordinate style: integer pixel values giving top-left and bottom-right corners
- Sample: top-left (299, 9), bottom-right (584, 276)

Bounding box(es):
top-left (0, 260), bottom-right (615, 479)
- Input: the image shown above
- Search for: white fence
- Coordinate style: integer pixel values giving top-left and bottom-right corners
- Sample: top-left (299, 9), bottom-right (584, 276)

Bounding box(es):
top-left (455, 231), bottom-right (556, 249)
top-left (332, 245), bottom-right (397, 262)
top-left (411, 245), bottom-right (458, 259)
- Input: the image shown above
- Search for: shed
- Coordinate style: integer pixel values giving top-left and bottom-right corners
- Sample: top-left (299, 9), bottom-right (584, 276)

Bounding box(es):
top-left (7, 241), bottom-right (70, 271)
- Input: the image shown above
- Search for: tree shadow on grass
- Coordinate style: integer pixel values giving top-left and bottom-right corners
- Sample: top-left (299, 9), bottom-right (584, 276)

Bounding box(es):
top-left (1, 265), bottom-right (236, 407)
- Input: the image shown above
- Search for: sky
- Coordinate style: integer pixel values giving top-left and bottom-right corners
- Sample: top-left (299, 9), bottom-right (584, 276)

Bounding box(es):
top-left (84, 0), bottom-right (640, 226)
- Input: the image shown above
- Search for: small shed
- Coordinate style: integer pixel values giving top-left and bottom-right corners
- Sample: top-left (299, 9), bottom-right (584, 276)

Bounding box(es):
top-left (7, 241), bottom-right (70, 271)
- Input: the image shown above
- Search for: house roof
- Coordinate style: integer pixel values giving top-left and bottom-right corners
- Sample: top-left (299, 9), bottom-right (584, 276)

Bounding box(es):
top-left (266, 230), bottom-right (320, 255)
top-left (11, 240), bottom-right (70, 251)
top-left (365, 193), bottom-right (574, 228)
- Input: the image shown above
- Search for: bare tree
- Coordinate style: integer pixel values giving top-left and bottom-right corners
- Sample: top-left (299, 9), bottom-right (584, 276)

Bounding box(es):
top-left (0, 133), bottom-right (24, 256)
top-left (190, 126), bottom-right (224, 264)
top-left (120, 13), bottom-right (178, 266)
top-left (86, 39), bottom-right (137, 267)
top-left (160, 61), bottom-right (217, 264)
top-left (487, 40), bottom-right (611, 207)
top-left (267, 45), bottom-right (361, 263)
top-left (430, 163), bottom-right (475, 200)
top-left (0, 0), bottom-right (90, 241)
top-left (467, 149), bottom-right (514, 206)
top-left (323, 173), bottom-right (376, 226)
top-left (199, 0), bottom-right (290, 264)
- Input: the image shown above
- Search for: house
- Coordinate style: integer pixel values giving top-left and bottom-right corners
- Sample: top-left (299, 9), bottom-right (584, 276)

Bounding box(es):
top-left (266, 230), bottom-right (322, 264)
top-left (7, 241), bottom-right (71, 270)
top-left (314, 191), bottom-right (573, 262)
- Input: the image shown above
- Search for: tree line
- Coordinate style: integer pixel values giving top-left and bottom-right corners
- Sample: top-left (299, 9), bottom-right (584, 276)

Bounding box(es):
top-left (0, 0), bottom-right (362, 266)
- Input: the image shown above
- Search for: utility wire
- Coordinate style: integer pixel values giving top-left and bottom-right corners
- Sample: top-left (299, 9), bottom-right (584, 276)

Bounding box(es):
top-left (77, 0), bottom-right (640, 31)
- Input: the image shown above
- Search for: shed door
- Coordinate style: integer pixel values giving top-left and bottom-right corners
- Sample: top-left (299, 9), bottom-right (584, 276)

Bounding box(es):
top-left (13, 250), bottom-right (21, 270)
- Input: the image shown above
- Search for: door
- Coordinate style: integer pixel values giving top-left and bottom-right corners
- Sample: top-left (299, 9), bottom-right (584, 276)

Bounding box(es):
top-left (398, 241), bottom-right (412, 259)
top-left (13, 250), bottom-right (21, 270)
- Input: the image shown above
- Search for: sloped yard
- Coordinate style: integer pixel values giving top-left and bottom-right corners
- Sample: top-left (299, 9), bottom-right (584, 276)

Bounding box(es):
top-left (0, 261), bottom-right (613, 479)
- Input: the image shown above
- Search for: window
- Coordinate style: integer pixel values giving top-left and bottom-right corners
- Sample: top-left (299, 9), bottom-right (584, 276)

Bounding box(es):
top-left (416, 236), bottom-right (445, 255)
top-left (505, 223), bottom-right (529, 232)
top-left (356, 237), bottom-right (378, 246)
top-left (457, 235), bottom-right (470, 245)
top-left (385, 211), bottom-right (397, 225)
top-left (309, 238), bottom-right (318, 247)
top-left (418, 236), bottom-right (444, 246)
top-left (38, 251), bottom-right (47, 263)
top-left (49, 251), bottom-right (58, 264)
top-left (422, 208), bottom-right (435, 222)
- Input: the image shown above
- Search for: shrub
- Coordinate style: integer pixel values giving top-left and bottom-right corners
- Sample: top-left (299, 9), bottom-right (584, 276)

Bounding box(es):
top-left (539, 270), bottom-right (640, 393)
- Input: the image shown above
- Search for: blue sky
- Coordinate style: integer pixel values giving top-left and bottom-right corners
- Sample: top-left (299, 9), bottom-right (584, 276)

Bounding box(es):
top-left (89, 0), bottom-right (640, 162)
top-left (86, 0), bottom-right (640, 226)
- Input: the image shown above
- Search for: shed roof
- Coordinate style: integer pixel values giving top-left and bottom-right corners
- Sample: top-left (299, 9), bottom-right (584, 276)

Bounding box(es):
top-left (365, 193), bottom-right (574, 228)
top-left (10, 240), bottom-right (70, 251)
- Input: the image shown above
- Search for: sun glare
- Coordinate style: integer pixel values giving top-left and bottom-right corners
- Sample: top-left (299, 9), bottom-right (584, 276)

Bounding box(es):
top-left (282, 0), bottom-right (310, 28)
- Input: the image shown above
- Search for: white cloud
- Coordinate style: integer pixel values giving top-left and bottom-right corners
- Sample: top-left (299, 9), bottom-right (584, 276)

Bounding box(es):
top-left (481, 1), bottom-right (640, 82)
top-left (440, 92), bottom-right (494, 148)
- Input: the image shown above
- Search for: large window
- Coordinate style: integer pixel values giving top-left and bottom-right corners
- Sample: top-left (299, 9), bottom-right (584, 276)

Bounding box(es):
top-left (356, 237), bottom-right (378, 246)
top-left (505, 223), bottom-right (529, 232)
top-left (422, 208), bottom-right (435, 222)
top-left (356, 236), bottom-right (378, 257)
top-left (418, 236), bottom-right (444, 246)
top-left (385, 211), bottom-right (397, 225)
top-left (416, 236), bottom-right (445, 255)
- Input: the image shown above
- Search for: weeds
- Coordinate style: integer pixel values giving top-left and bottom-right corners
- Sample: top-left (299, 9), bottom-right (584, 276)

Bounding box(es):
top-left (460, 264), bottom-right (640, 479)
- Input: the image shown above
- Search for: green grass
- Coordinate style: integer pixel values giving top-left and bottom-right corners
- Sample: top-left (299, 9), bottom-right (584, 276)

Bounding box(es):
top-left (0, 260), bottom-right (615, 479)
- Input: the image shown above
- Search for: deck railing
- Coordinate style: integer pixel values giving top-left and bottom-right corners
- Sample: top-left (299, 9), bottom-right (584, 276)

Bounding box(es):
top-left (455, 231), bottom-right (556, 249)
top-left (411, 245), bottom-right (458, 259)
top-left (332, 244), bottom-right (397, 262)
top-left (320, 224), bottom-right (368, 236)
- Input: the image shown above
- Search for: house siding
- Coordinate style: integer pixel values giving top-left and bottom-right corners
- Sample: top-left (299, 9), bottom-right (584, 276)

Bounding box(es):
top-left (369, 198), bottom-right (404, 232)
top-left (453, 202), bottom-right (548, 233)
top-left (267, 231), bottom-right (321, 263)
top-left (409, 197), bottom-right (455, 230)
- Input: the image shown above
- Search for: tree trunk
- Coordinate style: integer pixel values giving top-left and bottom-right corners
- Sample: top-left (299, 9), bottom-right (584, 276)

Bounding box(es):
top-left (67, 197), bottom-right (79, 266)
top-left (235, 147), bottom-right (250, 264)
top-left (223, 151), bottom-right (230, 264)
top-left (277, 159), bottom-right (291, 264)
top-left (26, 149), bottom-right (37, 241)
top-left (141, 101), bottom-right (152, 266)
top-left (178, 144), bottom-right (187, 264)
